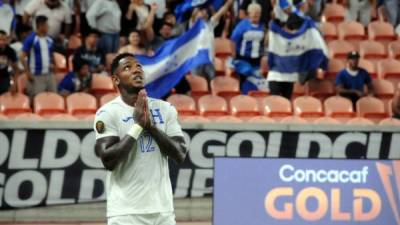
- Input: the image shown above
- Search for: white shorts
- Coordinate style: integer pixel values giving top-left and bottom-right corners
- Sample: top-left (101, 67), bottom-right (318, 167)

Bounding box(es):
top-left (108, 212), bottom-right (176, 225)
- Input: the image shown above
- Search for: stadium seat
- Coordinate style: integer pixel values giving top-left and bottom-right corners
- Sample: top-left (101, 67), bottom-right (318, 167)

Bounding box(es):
top-left (307, 79), bottom-right (335, 101)
top-left (214, 38), bottom-right (234, 59)
top-left (100, 92), bottom-right (119, 106)
top-left (379, 117), bottom-right (400, 125)
top-left (328, 40), bottom-right (356, 61)
top-left (48, 114), bottom-right (78, 121)
top-left (167, 94), bottom-right (197, 116)
top-left (324, 96), bottom-right (355, 122)
top-left (368, 21), bottom-right (396, 48)
top-left (248, 90), bottom-right (269, 98)
top-left (372, 79), bottom-right (395, 113)
top-left (91, 74), bottom-right (116, 96)
top-left (280, 116), bottom-right (308, 124)
top-left (325, 58), bottom-right (345, 80)
top-left (106, 53), bottom-right (117, 72)
top-left (337, 21), bottom-right (366, 48)
top-left (356, 96), bottom-right (388, 123)
top-left (214, 57), bottom-right (226, 76)
top-left (53, 52), bottom-right (68, 73)
top-left (374, 79), bottom-right (395, 98)
top-left (293, 96), bottom-right (324, 121)
top-left (358, 59), bottom-right (377, 78)
top-left (17, 73), bottom-right (27, 93)
top-left (323, 3), bottom-right (346, 25)
top-left (230, 95), bottom-right (260, 118)
top-left (292, 82), bottom-right (306, 98)
top-left (0, 92), bottom-right (31, 116)
top-left (13, 113), bottom-right (43, 120)
top-left (34, 92), bottom-right (65, 117)
top-left (346, 117), bottom-right (374, 125)
top-left (186, 74), bottom-right (209, 100)
top-left (377, 59), bottom-right (400, 87)
top-left (210, 76), bottom-right (240, 102)
top-left (198, 94), bottom-right (229, 118)
top-left (179, 115), bottom-right (211, 123)
top-left (214, 115), bottom-right (243, 123)
top-left (388, 41), bottom-right (400, 59)
top-left (247, 116), bottom-right (276, 123)
top-left (262, 95), bottom-right (292, 119)
top-left (248, 90), bottom-right (269, 110)
top-left (66, 92), bottom-right (97, 118)
top-left (320, 22), bottom-right (338, 43)
top-left (359, 41), bottom-right (387, 60)
top-left (313, 117), bottom-right (341, 124)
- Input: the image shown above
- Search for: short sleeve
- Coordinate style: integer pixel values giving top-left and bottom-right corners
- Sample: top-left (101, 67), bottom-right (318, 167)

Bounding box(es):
top-left (22, 33), bottom-right (35, 53)
top-left (165, 104), bottom-right (184, 137)
top-left (24, 0), bottom-right (40, 15)
top-left (62, 4), bottom-right (72, 24)
top-left (94, 108), bottom-right (119, 139)
top-left (230, 20), bottom-right (245, 46)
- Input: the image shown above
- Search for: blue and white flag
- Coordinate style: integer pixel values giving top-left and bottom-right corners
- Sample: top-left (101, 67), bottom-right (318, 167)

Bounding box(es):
top-left (137, 19), bottom-right (213, 99)
top-left (231, 59), bottom-right (268, 94)
top-left (175, 0), bottom-right (223, 21)
top-left (267, 18), bottom-right (328, 82)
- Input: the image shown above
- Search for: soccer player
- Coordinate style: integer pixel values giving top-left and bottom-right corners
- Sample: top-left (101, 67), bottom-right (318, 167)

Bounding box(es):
top-left (93, 53), bottom-right (187, 225)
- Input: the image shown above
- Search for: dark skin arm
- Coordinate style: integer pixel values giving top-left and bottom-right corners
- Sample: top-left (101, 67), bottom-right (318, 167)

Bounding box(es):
top-left (336, 85), bottom-right (364, 97)
top-left (148, 128), bottom-right (187, 164)
top-left (141, 90), bottom-right (187, 164)
top-left (94, 91), bottom-right (147, 171)
top-left (95, 136), bottom-right (138, 171)
top-left (95, 90), bottom-right (187, 170)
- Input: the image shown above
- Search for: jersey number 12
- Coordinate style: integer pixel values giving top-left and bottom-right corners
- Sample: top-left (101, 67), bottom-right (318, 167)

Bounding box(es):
top-left (139, 133), bottom-right (155, 153)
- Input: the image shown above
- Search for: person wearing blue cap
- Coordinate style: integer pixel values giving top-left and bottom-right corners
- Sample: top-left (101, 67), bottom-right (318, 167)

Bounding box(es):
top-left (335, 51), bottom-right (374, 107)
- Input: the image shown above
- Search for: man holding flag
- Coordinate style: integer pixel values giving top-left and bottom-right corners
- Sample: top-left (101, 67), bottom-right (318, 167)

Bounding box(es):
top-left (267, 12), bottom-right (328, 99)
top-left (136, 18), bottom-right (214, 99)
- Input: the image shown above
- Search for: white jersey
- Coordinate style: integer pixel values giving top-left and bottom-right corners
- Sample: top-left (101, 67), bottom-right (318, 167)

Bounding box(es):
top-left (94, 96), bottom-right (184, 217)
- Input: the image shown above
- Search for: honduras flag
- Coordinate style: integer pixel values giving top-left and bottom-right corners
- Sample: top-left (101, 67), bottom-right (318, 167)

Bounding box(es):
top-left (231, 59), bottom-right (268, 94)
top-left (175, 0), bottom-right (224, 21)
top-left (267, 18), bottom-right (328, 83)
top-left (136, 19), bottom-right (213, 99)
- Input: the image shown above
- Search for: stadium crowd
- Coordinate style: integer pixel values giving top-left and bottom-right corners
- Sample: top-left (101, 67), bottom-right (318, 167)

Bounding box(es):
top-left (0, 0), bottom-right (400, 123)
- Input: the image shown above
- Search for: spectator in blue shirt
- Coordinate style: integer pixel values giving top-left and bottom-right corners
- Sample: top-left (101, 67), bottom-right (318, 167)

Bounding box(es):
top-left (58, 57), bottom-right (91, 97)
top-left (231, 3), bottom-right (265, 67)
top-left (20, 15), bottom-right (56, 99)
top-left (336, 51), bottom-right (373, 107)
top-left (231, 3), bottom-right (266, 92)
